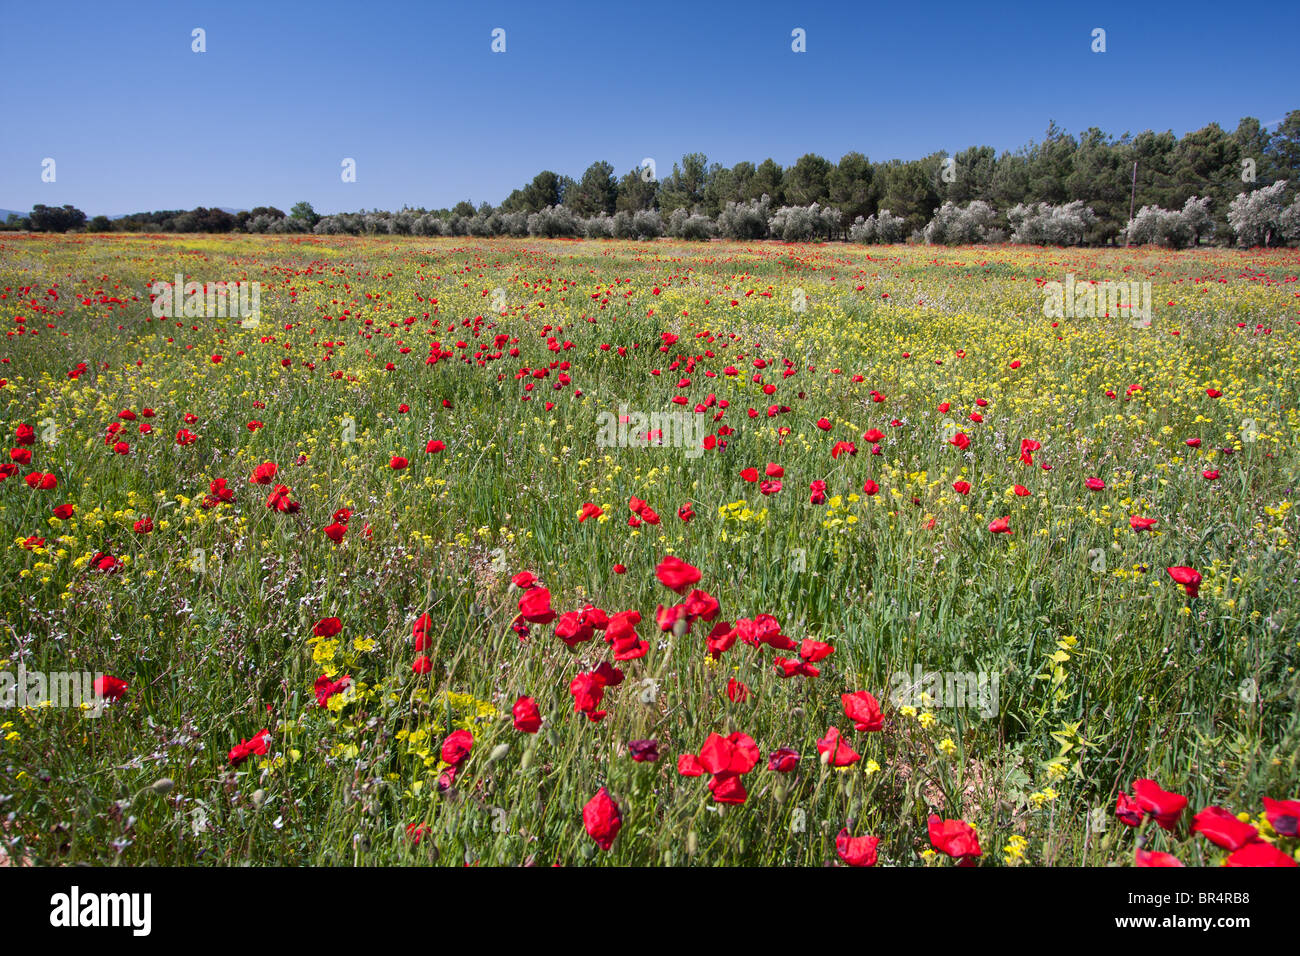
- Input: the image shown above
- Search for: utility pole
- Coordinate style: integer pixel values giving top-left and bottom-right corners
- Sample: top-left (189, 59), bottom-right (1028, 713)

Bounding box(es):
top-left (1126, 161), bottom-right (1137, 247)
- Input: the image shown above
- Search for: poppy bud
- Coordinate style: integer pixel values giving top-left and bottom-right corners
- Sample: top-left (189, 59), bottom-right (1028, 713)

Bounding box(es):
top-left (151, 777), bottom-right (174, 795)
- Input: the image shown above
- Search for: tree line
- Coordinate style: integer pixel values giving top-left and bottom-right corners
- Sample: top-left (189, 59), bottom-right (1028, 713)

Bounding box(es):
top-left (6, 110), bottom-right (1299, 246)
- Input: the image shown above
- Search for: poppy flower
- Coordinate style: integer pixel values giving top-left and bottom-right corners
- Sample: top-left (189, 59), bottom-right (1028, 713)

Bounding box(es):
top-left (1203, 469), bottom-right (1219, 480)
top-left (862, 479), bottom-right (879, 496)
top-left (727, 676), bottom-right (751, 702)
top-left (313, 673), bottom-right (351, 707)
top-left (1223, 842), bottom-right (1296, 867)
top-left (928, 815), bottom-right (982, 862)
top-left (767, 747), bottom-right (799, 772)
top-left (953, 480), bottom-right (970, 495)
top-left (1262, 796), bottom-right (1300, 837)
top-left (628, 739), bottom-right (659, 762)
top-left (426, 439), bottom-right (445, 453)
top-left (1115, 792), bottom-right (1145, 827)
top-left (229, 728), bottom-right (271, 766)
top-left (949, 432), bottom-right (970, 450)
top-left (677, 502), bottom-right (695, 522)
top-left (816, 417), bottom-right (832, 430)
top-left (1191, 806), bottom-right (1259, 851)
top-left (578, 502), bottom-right (604, 523)
top-left (816, 726), bottom-right (860, 766)
top-left (831, 441), bottom-right (856, 459)
top-left (440, 729), bottom-right (473, 766)
top-left (988, 516), bottom-right (1011, 534)
top-left (390, 455), bottom-right (408, 470)
top-left (512, 696), bottom-right (542, 733)
top-left (842, 691), bottom-right (884, 732)
top-left (52, 503), bottom-right (75, 519)
top-left (1131, 779), bottom-right (1188, 830)
top-left (583, 788), bottom-right (622, 850)
top-left (809, 480), bottom-right (828, 504)
top-left (1167, 566), bottom-right (1201, 597)
top-left (1085, 478), bottom-right (1106, 491)
top-left (836, 829), bottom-right (880, 867)
top-left (740, 467), bottom-right (759, 482)
top-left (411, 655), bottom-right (432, 675)
top-left (518, 587), bottom-right (557, 625)
top-left (1130, 516), bottom-right (1157, 531)
top-left (569, 670), bottom-right (608, 721)
top-left (249, 461), bottom-right (278, 484)
top-left (759, 479), bottom-right (782, 496)
top-left (655, 555), bottom-right (701, 594)
top-left (93, 675), bottom-right (128, 701)
top-left (1135, 849), bottom-right (1184, 867)
top-left (862, 428), bottom-right (884, 444)
top-left (323, 521), bottom-right (348, 543)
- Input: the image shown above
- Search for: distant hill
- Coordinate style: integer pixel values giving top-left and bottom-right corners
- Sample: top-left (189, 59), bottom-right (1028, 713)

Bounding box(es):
top-left (0, 209), bottom-right (25, 221)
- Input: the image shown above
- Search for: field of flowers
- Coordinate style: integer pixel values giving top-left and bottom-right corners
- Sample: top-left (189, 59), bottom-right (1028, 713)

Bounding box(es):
top-left (1, 233), bottom-right (1297, 867)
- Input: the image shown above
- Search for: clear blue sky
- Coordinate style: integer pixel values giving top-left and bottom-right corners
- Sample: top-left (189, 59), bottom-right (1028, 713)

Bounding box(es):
top-left (1, 0), bottom-right (1295, 216)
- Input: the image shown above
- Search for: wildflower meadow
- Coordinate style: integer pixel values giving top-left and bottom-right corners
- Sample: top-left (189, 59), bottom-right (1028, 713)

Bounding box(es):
top-left (1, 233), bottom-right (1296, 870)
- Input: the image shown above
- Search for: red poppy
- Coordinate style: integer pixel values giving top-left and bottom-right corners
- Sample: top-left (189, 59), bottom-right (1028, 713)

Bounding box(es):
top-left (1131, 779), bottom-right (1188, 830)
top-left (816, 726), bottom-right (860, 766)
top-left (578, 502), bottom-right (603, 523)
top-left (1115, 792), bottom-right (1144, 827)
top-left (1167, 566), bottom-right (1201, 597)
top-left (229, 728), bottom-right (271, 766)
top-left (628, 739), bottom-right (659, 762)
top-left (323, 521), bottom-right (347, 543)
top-left (1135, 849), bottom-right (1184, 867)
top-left (928, 815), bottom-right (982, 861)
top-left (518, 587), bottom-right (557, 625)
top-left (390, 455), bottom-right (409, 470)
top-left (93, 675), bottom-right (128, 701)
top-left (842, 691), bottom-right (884, 731)
top-left (1130, 515), bottom-right (1157, 530)
top-left (313, 673), bottom-right (351, 707)
top-left (440, 729), bottom-right (473, 766)
top-left (411, 655), bottom-right (432, 674)
top-left (949, 432), bottom-right (970, 450)
top-left (583, 788), bottom-right (622, 850)
top-left (767, 747), bottom-right (799, 772)
top-left (1224, 842), bottom-right (1296, 867)
top-left (655, 555), bottom-right (701, 594)
top-left (1262, 796), bottom-right (1300, 837)
top-left (836, 829), bottom-right (880, 867)
top-left (512, 696), bottom-right (542, 733)
top-left (249, 461), bottom-right (278, 484)
top-left (1191, 806), bottom-right (1259, 850)
top-left (988, 516), bottom-right (1011, 534)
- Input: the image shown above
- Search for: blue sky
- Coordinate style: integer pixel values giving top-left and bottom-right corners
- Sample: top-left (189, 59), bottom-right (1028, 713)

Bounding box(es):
top-left (1, 0), bottom-right (1295, 216)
